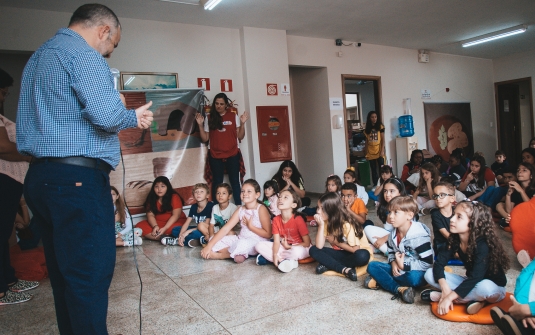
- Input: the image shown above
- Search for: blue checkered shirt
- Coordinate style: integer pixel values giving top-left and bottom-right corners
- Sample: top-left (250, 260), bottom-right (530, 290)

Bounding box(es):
top-left (16, 28), bottom-right (138, 168)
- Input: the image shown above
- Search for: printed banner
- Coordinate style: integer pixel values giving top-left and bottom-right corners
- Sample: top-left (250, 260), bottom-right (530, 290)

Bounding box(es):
top-left (111, 89), bottom-right (206, 214)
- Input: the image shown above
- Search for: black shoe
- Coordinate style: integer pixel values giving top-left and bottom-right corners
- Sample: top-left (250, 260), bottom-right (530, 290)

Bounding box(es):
top-left (420, 289), bottom-right (439, 303)
top-left (502, 314), bottom-right (533, 335)
top-left (392, 287), bottom-right (414, 304)
top-left (490, 307), bottom-right (507, 334)
top-left (315, 264), bottom-right (328, 274)
top-left (343, 268), bottom-right (357, 281)
top-left (498, 218), bottom-right (510, 229)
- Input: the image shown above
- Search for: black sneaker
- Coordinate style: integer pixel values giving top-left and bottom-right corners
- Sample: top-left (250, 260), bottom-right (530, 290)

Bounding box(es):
top-left (0, 290), bottom-right (33, 305)
top-left (256, 254), bottom-right (272, 266)
top-left (364, 275), bottom-right (378, 290)
top-left (343, 268), bottom-right (358, 281)
top-left (315, 264), bottom-right (328, 274)
top-left (420, 289), bottom-right (439, 303)
top-left (502, 314), bottom-right (533, 335)
top-left (498, 218), bottom-right (510, 229)
top-left (188, 239), bottom-right (201, 248)
top-left (394, 287), bottom-right (414, 304)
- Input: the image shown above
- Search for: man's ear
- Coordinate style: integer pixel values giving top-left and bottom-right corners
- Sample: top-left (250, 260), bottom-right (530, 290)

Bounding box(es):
top-left (97, 25), bottom-right (110, 40)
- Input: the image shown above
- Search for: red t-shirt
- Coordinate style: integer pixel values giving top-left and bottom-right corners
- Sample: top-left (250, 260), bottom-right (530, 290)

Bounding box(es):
top-left (272, 215), bottom-right (309, 245)
top-left (208, 112), bottom-right (239, 159)
top-left (154, 194), bottom-right (184, 225)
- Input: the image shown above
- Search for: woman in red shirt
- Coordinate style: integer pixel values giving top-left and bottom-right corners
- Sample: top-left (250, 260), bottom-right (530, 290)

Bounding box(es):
top-left (196, 93), bottom-right (249, 205)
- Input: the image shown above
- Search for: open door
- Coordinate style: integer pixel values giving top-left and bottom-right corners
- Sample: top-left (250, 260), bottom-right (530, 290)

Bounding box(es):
top-left (495, 78), bottom-right (533, 167)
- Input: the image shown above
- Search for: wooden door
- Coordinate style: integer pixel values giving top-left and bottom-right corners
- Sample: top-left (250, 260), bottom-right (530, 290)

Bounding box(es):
top-left (497, 84), bottom-right (521, 166)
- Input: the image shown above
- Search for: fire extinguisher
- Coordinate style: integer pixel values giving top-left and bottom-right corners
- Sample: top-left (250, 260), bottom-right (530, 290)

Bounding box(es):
top-left (227, 100), bottom-right (238, 114)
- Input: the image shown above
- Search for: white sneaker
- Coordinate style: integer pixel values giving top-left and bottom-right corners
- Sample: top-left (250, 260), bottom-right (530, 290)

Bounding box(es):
top-left (134, 236), bottom-right (143, 246)
top-left (277, 259), bottom-right (298, 273)
top-left (161, 237), bottom-right (179, 245)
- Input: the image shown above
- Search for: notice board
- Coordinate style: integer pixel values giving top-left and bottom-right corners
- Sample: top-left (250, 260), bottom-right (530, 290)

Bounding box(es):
top-left (256, 106), bottom-right (292, 163)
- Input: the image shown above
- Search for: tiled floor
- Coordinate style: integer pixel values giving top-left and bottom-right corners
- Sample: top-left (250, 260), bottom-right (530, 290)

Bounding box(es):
top-left (1, 195), bottom-right (520, 334)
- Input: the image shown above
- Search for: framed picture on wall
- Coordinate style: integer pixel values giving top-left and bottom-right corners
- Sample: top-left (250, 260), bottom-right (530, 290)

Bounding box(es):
top-left (423, 102), bottom-right (474, 161)
top-left (120, 72), bottom-right (178, 90)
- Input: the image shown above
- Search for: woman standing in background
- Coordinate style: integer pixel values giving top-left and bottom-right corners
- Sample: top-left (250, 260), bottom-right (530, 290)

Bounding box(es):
top-left (364, 111), bottom-right (385, 185)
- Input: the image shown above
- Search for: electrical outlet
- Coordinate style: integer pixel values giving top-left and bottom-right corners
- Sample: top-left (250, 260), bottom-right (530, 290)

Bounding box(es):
top-left (337, 51), bottom-right (343, 57)
top-left (335, 39), bottom-right (342, 46)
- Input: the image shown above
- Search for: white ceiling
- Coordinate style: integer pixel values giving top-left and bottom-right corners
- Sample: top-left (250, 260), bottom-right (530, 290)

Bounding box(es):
top-left (2, 0), bottom-right (535, 59)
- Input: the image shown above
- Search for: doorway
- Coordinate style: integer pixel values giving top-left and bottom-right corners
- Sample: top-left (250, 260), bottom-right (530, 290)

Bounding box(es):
top-left (341, 75), bottom-right (383, 168)
top-left (495, 77), bottom-right (533, 167)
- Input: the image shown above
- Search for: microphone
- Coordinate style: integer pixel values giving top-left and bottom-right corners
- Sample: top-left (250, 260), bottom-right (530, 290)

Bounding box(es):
top-left (110, 68), bottom-right (120, 91)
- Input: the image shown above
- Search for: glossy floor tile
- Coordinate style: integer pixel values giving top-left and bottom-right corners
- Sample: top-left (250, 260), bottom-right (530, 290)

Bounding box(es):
top-left (0, 195), bottom-right (521, 334)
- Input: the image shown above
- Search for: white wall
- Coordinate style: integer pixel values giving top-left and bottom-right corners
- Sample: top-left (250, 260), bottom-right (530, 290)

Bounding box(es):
top-left (287, 35), bottom-right (496, 177)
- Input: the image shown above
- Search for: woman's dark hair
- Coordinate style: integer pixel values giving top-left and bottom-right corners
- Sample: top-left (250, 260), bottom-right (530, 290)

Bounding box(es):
top-left (379, 165), bottom-right (394, 184)
top-left (378, 177), bottom-right (408, 223)
top-left (216, 183), bottom-right (233, 196)
top-left (409, 149), bottom-right (424, 164)
top-left (469, 155), bottom-right (487, 189)
top-left (319, 192), bottom-right (363, 242)
top-left (325, 175), bottom-right (342, 193)
top-left (145, 176), bottom-right (177, 215)
top-left (517, 162), bottom-right (535, 195)
top-left (208, 93), bottom-right (231, 131)
top-left (272, 160), bottom-right (304, 191)
top-left (0, 68), bottom-right (14, 89)
top-left (448, 201), bottom-right (509, 275)
top-left (263, 180), bottom-right (280, 202)
top-left (364, 111), bottom-right (383, 135)
top-left (343, 167), bottom-right (361, 185)
top-left (529, 137), bottom-right (535, 148)
top-left (521, 147), bottom-right (535, 163)
top-left (417, 162), bottom-right (441, 192)
top-left (111, 186), bottom-right (126, 227)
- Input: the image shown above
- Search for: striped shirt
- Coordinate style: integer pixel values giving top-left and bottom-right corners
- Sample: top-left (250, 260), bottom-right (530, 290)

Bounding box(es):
top-left (16, 28), bottom-right (137, 168)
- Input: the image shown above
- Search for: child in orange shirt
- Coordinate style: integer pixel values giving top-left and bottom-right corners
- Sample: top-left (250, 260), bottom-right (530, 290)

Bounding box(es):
top-left (340, 183), bottom-right (367, 226)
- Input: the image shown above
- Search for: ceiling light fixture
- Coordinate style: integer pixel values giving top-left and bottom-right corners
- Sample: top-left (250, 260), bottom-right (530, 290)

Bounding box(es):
top-left (461, 25), bottom-right (527, 47)
top-left (201, 0), bottom-right (223, 10)
top-left (159, 0), bottom-right (200, 5)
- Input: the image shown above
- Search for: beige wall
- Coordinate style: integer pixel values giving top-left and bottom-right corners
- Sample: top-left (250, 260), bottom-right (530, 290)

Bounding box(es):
top-left (287, 35), bottom-right (496, 177)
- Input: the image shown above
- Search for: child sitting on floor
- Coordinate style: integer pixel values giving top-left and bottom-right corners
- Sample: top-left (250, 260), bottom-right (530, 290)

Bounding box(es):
top-left (413, 162), bottom-right (441, 215)
top-left (430, 181), bottom-right (456, 256)
top-left (201, 179), bottom-right (272, 263)
top-left (491, 150), bottom-right (509, 186)
top-left (421, 200), bottom-right (509, 315)
top-left (340, 183), bottom-right (368, 227)
top-left (365, 196), bottom-right (433, 304)
top-left (136, 176), bottom-right (184, 240)
top-left (305, 174), bottom-right (343, 222)
top-left (204, 183), bottom-right (237, 243)
top-left (263, 180), bottom-right (281, 217)
top-left (255, 189), bottom-right (311, 272)
top-left (368, 165), bottom-right (394, 206)
top-left (112, 186), bottom-right (142, 247)
top-left (162, 183), bottom-right (214, 247)
top-left (496, 163), bottom-right (535, 230)
top-left (344, 167), bottom-right (369, 205)
top-left (309, 192), bottom-right (372, 281)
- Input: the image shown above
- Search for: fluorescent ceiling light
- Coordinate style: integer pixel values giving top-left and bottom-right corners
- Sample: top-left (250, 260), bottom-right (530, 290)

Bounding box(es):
top-left (201, 0), bottom-right (223, 10)
top-left (158, 0), bottom-right (199, 4)
top-left (461, 25), bottom-right (527, 47)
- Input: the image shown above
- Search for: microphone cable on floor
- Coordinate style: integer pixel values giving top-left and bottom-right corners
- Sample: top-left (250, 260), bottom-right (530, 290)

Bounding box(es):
top-left (120, 147), bottom-right (143, 335)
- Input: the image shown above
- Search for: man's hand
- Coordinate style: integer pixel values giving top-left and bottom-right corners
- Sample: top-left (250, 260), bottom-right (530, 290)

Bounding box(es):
top-left (135, 101), bottom-right (153, 129)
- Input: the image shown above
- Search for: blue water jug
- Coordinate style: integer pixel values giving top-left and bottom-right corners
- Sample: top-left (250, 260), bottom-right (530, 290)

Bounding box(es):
top-left (398, 115), bottom-right (414, 137)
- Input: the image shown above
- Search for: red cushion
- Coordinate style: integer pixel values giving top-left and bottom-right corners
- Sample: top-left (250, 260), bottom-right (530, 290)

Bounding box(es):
top-left (430, 292), bottom-right (513, 324)
top-left (298, 257), bottom-right (315, 264)
top-left (510, 197), bottom-right (535, 257)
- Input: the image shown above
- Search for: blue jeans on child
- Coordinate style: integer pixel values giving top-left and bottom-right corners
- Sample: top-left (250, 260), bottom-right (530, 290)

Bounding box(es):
top-left (367, 261), bottom-right (427, 294)
top-left (424, 268), bottom-right (506, 303)
top-left (367, 190), bottom-right (379, 202)
top-left (477, 186), bottom-right (508, 210)
top-left (171, 226), bottom-right (203, 245)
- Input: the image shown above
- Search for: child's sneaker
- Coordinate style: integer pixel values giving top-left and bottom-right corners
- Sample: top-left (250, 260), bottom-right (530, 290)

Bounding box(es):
top-left (161, 237), bottom-right (179, 246)
top-left (278, 259), bottom-right (298, 273)
top-left (256, 254), bottom-right (271, 265)
top-left (315, 264), bottom-right (328, 274)
top-left (188, 239), bottom-right (201, 248)
top-left (0, 290), bottom-right (33, 305)
top-left (200, 236), bottom-right (208, 246)
top-left (9, 280), bottom-right (39, 293)
top-left (234, 254), bottom-right (246, 263)
top-left (466, 301), bottom-right (485, 314)
top-left (134, 236), bottom-right (143, 246)
top-left (395, 286), bottom-right (414, 304)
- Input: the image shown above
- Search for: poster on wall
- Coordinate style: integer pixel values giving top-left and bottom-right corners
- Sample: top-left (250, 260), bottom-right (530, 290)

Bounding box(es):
top-left (112, 89), bottom-right (206, 214)
top-left (424, 102), bottom-right (474, 162)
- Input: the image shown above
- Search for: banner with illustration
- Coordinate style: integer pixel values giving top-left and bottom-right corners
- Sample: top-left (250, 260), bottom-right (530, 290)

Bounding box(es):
top-left (110, 89), bottom-right (206, 214)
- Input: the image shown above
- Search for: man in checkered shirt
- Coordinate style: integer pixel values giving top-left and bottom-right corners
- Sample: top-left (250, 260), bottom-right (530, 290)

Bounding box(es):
top-left (16, 4), bottom-right (153, 334)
